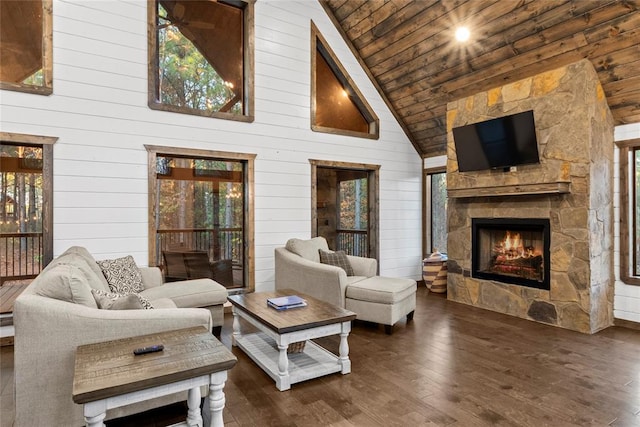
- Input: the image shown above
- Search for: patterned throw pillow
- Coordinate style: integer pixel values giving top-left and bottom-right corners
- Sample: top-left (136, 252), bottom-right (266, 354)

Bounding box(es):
top-left (96, 255), bottom-right (144, 294)
top-left (318, 249), bottom-right (355, 276)
top-left (91, 288), bottom-right (154, 310)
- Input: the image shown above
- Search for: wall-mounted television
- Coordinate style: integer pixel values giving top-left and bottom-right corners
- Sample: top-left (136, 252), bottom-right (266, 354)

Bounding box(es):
top-left (452, 110), bottom-right (540, 172)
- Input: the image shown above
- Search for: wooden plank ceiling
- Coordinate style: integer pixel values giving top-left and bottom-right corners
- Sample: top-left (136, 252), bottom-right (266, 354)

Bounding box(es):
top-left (321, 0), bottom-right (640, 157)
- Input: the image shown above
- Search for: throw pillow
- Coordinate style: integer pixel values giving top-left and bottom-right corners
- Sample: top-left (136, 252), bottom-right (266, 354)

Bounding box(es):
top-left (318, 249), bottom-right (355, 276)
top-left (96, 255), bottom-right (144, 294)
top-left (91, 289), bottom-right (154, 310)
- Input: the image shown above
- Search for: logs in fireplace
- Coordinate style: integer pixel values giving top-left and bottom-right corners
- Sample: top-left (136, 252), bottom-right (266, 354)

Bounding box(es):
top-left (472, 218), bottom-right (550, 290)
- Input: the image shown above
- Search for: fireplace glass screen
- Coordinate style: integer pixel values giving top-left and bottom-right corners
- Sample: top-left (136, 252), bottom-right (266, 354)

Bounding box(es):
top-left (472, 218), bottom-right (550, 290)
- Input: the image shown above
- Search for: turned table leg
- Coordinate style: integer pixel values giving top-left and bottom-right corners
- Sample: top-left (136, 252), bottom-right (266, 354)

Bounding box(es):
top-left (206, 371), bottom-right (228, 427)
top-left (339, 321), bottom-right (351, 374)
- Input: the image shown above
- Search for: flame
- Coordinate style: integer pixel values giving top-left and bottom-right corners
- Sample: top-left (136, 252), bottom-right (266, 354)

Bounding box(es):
top-left (504, 231), bottom-right (521, 252)
top-left (497, 231), bottom-right (537, 259)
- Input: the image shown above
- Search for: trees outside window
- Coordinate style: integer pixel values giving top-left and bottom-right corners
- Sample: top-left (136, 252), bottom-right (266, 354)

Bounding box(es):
top-left (425, 170), bottom-right (447, 256)
top-left (1, 134), bottom-right (56, 284)
top-left (338, 176), bottom-right (368, 256)
top-left (148, 0), bottom-right (254, 121)
top-left (147, 146), bottom-right (255, 291)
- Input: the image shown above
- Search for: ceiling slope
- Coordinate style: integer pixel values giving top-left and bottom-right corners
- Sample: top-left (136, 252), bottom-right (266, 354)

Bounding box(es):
top-left (322, 0), bottom-right (640, 157)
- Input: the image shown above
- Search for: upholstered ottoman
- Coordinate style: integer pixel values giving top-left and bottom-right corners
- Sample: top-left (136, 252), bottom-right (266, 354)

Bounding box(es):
top-left (345, 276), bottom-right (417, 334)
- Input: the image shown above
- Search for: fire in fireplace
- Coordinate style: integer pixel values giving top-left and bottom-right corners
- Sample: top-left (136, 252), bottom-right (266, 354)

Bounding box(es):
top-left (472, 218), bottom-right (550, 290)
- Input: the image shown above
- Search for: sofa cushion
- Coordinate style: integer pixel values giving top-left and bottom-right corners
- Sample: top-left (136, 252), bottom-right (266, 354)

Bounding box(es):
top-left (59, 246), bottom-right (110, 290)
top-left (96, 255), bottom-right (144, 294)
top-left (346, 276), bottom-right (417, 304)
top-left (49, 252), bottom-right (110, 292)
top-left (91, 289), bottom-right (154, 310)
top-left (31, 264), bottom-right (98, 308)
top-left (285, 237), bottom-right (329, 263)
top-left (140, 279), bottom-right (227, 308)
top-left (151, 298), bottom-right (178, 309)
top-left (319, 249), bottom-right (354, 276)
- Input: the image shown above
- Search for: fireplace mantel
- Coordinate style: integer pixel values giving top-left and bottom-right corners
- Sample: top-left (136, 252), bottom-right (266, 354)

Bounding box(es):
top-left (447, 181), bottom-right (571, 199)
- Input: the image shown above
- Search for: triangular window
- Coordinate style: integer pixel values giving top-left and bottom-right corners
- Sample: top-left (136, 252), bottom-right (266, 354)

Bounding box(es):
top-left (311, 22), bottom-right (379, 139)
top-left (0, 0), bottom-right (52, 95)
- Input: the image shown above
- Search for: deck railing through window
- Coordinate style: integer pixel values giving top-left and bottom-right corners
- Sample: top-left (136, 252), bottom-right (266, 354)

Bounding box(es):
top-left (0, 233), bottom-right (43, 284)
top-left (337, 229), bottom-right (368, 257)
top-left (156, 228), bottom-right (243, 267)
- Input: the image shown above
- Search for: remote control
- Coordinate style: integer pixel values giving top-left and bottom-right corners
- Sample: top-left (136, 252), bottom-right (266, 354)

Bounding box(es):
top-left (133, 344), bottom-right (164, 355)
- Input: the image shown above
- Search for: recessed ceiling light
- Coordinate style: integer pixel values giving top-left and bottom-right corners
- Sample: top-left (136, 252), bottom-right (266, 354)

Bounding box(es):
top-left (455, 27), bottom-right (470, 42)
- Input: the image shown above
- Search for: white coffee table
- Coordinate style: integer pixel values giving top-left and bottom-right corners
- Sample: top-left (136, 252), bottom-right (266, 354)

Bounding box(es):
top-left (228, 289), bottom-right (357, 391)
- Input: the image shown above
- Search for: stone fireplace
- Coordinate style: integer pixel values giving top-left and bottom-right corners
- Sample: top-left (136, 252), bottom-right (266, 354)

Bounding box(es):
top-left (446, 59), bottom-right (614, 334)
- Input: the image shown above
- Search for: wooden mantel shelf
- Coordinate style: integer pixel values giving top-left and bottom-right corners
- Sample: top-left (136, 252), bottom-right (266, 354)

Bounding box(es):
top-left (448, 181), bottom-right (571, 198)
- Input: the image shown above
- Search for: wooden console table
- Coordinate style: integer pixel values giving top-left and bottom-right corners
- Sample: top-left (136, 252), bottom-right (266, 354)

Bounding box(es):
top-left (72, 326), bottom-right (236, 427)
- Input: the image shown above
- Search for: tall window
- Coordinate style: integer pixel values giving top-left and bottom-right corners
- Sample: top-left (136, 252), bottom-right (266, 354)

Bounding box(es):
top-left (0, 0), bottom-right (53, 95)
top-left (311, 22), bottom-right (378, 139)
top-left (146, 146), bottom-right (255, 292)
top-left (338, 174), bottom-right (368, 256)
top-left (425, 169), bottom-right (447, 255)
top-left (1, 133), bottom-right (56, 284)
top-left (620, 141), bottom-right (640, 285)
top-left (148, 0), bottom-right (254, 121)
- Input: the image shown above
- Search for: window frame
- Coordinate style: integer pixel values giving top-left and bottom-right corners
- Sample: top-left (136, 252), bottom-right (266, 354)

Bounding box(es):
top-left (0, 0), bottom-right (53, 95)
top-left (619, 138), bottom-right (640, 286)
top-left (423, 167), bottom-right (447, 257)
top-left (310, 21), bottom-right (379, 139)
top-left (145, 144), bottom-right (256, 292)
top-left (310, 159), bottom-right (380, 267)
top-left (0, 131), bottom-right (56, 270)
top-left (146, 0), bottom-right (255, 122)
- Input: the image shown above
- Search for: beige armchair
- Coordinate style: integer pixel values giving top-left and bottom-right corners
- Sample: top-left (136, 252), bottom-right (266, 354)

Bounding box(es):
top-left (275, 237), bottom-right (416, 334)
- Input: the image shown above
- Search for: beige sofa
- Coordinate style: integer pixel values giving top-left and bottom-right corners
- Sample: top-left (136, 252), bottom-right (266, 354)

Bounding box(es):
top-left (13, 246), bottom-right (228, 427)
top-left (275, 237), bottom-right (417, 334)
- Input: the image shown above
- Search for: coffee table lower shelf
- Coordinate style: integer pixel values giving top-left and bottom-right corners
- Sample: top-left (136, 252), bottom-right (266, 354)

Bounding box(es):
top-left (235, 332), bottom-right (344, 389)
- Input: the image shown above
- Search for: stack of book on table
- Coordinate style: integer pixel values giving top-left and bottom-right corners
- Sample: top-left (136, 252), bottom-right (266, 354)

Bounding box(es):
top-left (267, 295), bottom-right (307, 310)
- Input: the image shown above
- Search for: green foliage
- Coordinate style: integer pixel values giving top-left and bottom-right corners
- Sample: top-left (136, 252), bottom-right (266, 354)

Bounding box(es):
top-left (1, 145), bottom-right (43, 233)
top-left (339, 179), bottom-right (367, 230)
top-left (156, 157), bottom-right (244, 231)
top-left (157, 5), bottom-right (240, 113)
top-left (430, 172), bottom-right (448, 254)
top-left (22, 69), bottom-right (44, 87)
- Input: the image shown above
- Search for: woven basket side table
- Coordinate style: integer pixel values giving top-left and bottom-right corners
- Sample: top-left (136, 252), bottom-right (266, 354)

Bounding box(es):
top-left (423, 259), bottom-right (448, 294)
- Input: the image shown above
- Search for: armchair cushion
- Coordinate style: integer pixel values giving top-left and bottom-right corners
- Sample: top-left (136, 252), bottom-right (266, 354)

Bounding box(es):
top-left (319, 249), bottom-right (355, 276)
top-left (346, 276), bottom-right (417, 304)
top-left (285, 237), bottom-right (329, 263)
top-left (97, 255), bottom-right (144, 294)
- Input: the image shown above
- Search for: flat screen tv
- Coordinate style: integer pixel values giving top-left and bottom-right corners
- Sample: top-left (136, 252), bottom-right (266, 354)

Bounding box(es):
top-left (452, 110), bottom-right (540, 172)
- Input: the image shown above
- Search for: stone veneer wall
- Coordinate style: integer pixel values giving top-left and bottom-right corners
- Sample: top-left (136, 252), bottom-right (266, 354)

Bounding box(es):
top-left (446, 59), bottom-right (614, 334)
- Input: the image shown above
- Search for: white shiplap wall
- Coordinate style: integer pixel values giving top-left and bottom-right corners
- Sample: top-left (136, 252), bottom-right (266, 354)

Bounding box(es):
top-left (0, 0), bottom-right (422, 292)
top-left (614, 123), bottom-right (640, 323)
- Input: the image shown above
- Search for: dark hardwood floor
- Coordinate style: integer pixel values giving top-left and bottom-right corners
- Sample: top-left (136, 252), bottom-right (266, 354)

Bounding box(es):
top-left (2, 286), bottom-right (640, 426)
